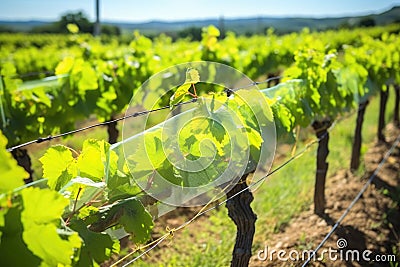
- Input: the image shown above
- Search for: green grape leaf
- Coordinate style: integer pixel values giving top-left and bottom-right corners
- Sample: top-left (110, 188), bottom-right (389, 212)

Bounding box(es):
top-left (0, 132), bottom-right (27, 193)
top-left (70, 219), bottom-right (119, 265)
top-left (181, 134), bottom-right (198, 155)
top-left (186, 68), bottom-right (200, 84)
top-left (107, 172), bottom-right (142, 203)
top-left (170, 68), bottom-right (200, 108)
top-left (20, 187), bottom-right (81, 266)
top-left (21, 187), bottom-right (68, 225)
top-left (77, 139), bottom-right (109, 181)
top-left (170, 83), bottom-right (191, 108)
top-left (118, 199), bottom-right (154, 243)
top-left (178, 158), bottom-right (223, 187)
top-left (40, 145), bottom-right (76, 191)
top-left (125, 129), bottom-right (167, 176)
top-left (78, 63), bottom-right (98, 91)
top-left (235, 89), bottom-right (274, 124)
top-left (247, 127), bottom-right (263, 162)
top-left (23, 224), bottom-right (81, 266)
top-left (78, 206), bottom-right (100, 221)
top-left (246, 127), bottom-right (263, 149)
top-left (209, 120), bottom-right (226, 143)
top-left (67, 23), bottom-right (79, 34)
top-left (205, 25), bottom-right (220, 37)
top-left (144, 130), bottom-right (166, 169)
top-left (156, 159), bottom-right (182, 186)
top-left (32, 87), bottom-right (52, 107)
top-left (0, 200), bottom-right (5, 239)
top-left (0, 206), bottom-right (42, 266)
top-left (272, 103), bottom-right (294, 134)
top-left (88, 199), bottom-right (153, 244)
top-left (185, 134), bottom-right (216, 158)
top-left (55, 57), bottom-right (74, 75)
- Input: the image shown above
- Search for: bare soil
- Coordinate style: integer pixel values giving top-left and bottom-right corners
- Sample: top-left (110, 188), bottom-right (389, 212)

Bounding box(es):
top-left (249, 124), bottom-right (400, 267)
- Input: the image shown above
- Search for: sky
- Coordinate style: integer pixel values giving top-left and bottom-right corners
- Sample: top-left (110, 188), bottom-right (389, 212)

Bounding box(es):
top-left (1, 0), bottom-right (400, 23)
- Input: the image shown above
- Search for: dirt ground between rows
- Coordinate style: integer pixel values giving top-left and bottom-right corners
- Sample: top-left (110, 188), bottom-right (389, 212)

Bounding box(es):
top-left (250, 124), bottom-right (400, 267)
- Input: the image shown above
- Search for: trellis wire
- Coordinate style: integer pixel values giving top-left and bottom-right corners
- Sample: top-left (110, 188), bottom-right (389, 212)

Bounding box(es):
top-left (301, 134), bottom-right (400, 267)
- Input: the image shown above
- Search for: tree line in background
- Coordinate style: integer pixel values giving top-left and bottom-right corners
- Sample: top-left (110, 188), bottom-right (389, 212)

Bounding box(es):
top-left (0, 12), bottom-right (120, 35)
top-left (32, 12), bottom-right (120, 35)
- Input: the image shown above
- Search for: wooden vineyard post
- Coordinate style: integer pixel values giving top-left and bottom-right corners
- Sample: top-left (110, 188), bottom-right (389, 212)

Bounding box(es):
top-left (350, 100), bottom-right (369, 171)
top-left (0, 75), bottom-right (7, 130)
top-left (394, 85), bottom-right (399, 128)
top-left (107, 116), bottom-right (119, 144)
top-left (11, 148), bottom-right (33, 184)
top-left (226, 175), bottom-right (257, 267)
top-left (378, 88), bottom-right (389, 142)
top-left (267, 73), bottom-right (281, 87)
top-left (312, 120), bottom-right (331, 215)
top-left (94, 0), bottom-right (101, 36)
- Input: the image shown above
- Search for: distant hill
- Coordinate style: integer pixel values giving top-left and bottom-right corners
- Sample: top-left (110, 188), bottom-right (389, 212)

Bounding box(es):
top-left (0, 20), bottom-right (50, 31)
top-left (1, 5), bottom-right (399, 35)
top-left (112, 5), bottom-right (400, 35)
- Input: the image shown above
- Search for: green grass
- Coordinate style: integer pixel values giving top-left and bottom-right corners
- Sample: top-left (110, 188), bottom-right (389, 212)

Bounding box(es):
top-left (132, 208), bottom-right (236, 267)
